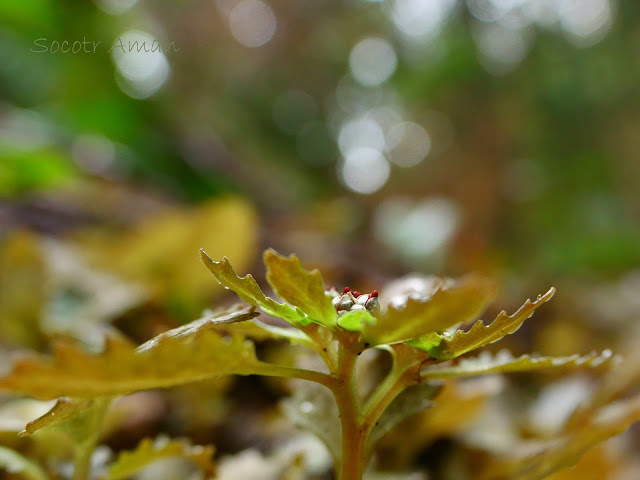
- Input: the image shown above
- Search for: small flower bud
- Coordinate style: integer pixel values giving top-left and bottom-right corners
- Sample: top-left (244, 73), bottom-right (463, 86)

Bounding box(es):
top-left (333, 294), bottom-right (354, 312)
top-left (325, 286), bottom-right (340, 298)
top-left (365, 296), bottom-right (380, 315)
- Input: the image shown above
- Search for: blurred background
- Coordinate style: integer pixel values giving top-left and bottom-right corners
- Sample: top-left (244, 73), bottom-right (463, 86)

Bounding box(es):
top-left (1, 0), bottom-right (640, 478)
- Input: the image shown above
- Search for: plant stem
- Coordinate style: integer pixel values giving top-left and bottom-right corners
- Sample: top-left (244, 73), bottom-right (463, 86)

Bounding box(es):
top-left (363, 366), bottom-right (412, 433)
top-left (254, 363), bottom-right (334, 387)
top-left (72, 398), bottom-right (111, 480)
top-left (333, 345), bottom-right (365, 480)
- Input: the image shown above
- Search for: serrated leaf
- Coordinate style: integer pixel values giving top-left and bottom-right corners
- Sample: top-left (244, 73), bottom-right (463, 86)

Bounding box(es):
top-left (0, 446), bottom-right (48, 480)
top-left (0, 399), bottom-right (56, 433)
top-left (0, 307), bottom-right (269, 400)
top-left (215, 318), bottom-right (314, 347)
top-left (106, 436), bottom-right (215, 480)
top-left (367, 383), bottom-right (442, 451)
top-left (264, 249), bottom-right (337, 328)
top-left (200, 250), bottom-right (308, 326)
top-left (19, 398), bottom-right (92, 437)
top-left (141, 304), bottom-right (259, 347)
top-left (337, 310), bottom-right (377, 332)
top-left (482, 393), bottom-right (640, 480)
top-left (362, 275), bottom-right (497, 346)
top-left (410, 288), bottom-right (556, 359)
top-left (421, 349), bottom-right (615, 380)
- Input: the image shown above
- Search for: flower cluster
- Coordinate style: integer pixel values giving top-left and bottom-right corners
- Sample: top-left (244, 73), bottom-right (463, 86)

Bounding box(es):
top-left (325, 286), bottom-right (380, 316)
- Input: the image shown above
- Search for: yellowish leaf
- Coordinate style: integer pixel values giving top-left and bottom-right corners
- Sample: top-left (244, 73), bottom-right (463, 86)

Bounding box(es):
top-left (421, 349), bottom-right (615, 380)
top-left (106, 436), bottom-right (215, 480)
top-left (411, 288), bottom-right (556, 359)
top-left (363, 275), bottom-right (497, 346)
top-left (200, 250), bottom-right (308, 326)
top-left (264, 249), bottom-right (337, 328)
top-left (0, 307), bottom-right (266, 400)
top-left (18, 398), bottom-right (92, 437)
top-left (214, 317), bottom-right (315, 349)
top-left (0, 398), bottom-right (56, 433)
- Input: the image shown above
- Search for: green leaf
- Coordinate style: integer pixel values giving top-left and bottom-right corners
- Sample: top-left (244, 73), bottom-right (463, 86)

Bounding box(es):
top-left (363, 275), bottom-right (497, 346)
top-left (264, 249), bottom-right (337, 327)
top-left (106, 436), bottom-right (215, 480)
top-left (410, 288), bottom-right (556, 359)
top-left (0, 446), bottom-right (48, 480)
top-left (214, 317), bottom-right (315, 348)
top-left (482, 393), bottom-right (640, 480)
top-left (200, 249), bottom-right (308, 326)
top-left (420, 349), bottom-right (615, 380)
top-left (0, 398), bottom-right (56, 433)
top-left (0, 307), bottom-right (269, 399)
top-left (18, 397), bottom-right (93, 437)
top-left (17, 397), bottom-right (111, 480)
top-left (337, 310), bottom-right (377, 332)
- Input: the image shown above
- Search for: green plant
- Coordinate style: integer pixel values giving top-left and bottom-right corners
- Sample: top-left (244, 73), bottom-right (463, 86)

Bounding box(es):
top-left (0, 249), bottom-right (634, 480)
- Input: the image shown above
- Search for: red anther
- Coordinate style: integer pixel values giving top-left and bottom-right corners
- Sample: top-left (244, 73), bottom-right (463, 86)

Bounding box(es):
top-left (342, 287), bottom-right (351, 294)
top-left (352, 291), bottom-right (362, 298)
top-left (370, 290), bottom-right (379, 298)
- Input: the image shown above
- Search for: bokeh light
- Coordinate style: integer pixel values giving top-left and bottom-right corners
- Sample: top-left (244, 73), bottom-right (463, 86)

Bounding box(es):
top-left (386, 121), bottom-right (431, 168)
top-left (338, 117), bottom-right (386, 156)
top-left (111, 30), bottom-right (170, 99)
top-left (374, 197), bottom-right (461, 265)
top-left (557, 0), bottom-right (613, 47)
top-left (71, 135), bottom-right (118, 179)
top-left (391, 0), bottom-right (457, 40)
top-left (473, 23), bottom-right (532, 75)
top-left (228, 0), bottom-right (277, 48)
top-left (349, 37), bottom-right (398, 87)
top-left (340, 146), bottom-right (390, 194)
top-left (94, 0), bottom-right (139, 15)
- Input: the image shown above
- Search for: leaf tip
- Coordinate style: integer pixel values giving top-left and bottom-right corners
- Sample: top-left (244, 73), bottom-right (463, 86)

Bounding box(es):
top-left (542, 286), bottom-right (556, 301)
top-left (198, 249), bottom-right (213, 264)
